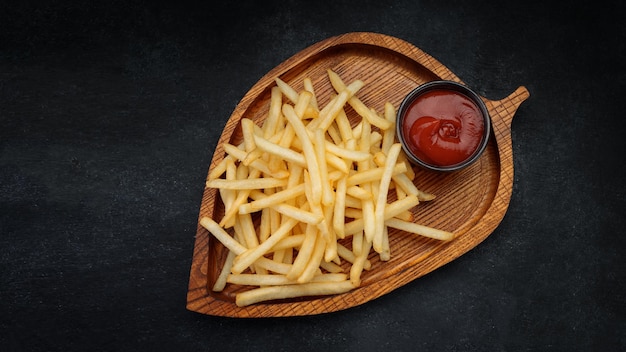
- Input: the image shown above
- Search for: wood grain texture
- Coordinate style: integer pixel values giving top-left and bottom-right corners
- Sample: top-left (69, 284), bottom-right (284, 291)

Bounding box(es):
top-left (186, 32), bottom-right (530, 317)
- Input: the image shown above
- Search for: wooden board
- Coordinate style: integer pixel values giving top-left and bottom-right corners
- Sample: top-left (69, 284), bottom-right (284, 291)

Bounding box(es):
top-left (186, 32), bottom-right (530, 317)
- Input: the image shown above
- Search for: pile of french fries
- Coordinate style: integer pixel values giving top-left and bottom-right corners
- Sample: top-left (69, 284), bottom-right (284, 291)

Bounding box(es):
top-left (201, 69), bottom-right (453, 307)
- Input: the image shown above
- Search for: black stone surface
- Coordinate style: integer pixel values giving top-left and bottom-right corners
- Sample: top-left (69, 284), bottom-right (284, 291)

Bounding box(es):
top-left (1, 1), bottom-right (625, 351)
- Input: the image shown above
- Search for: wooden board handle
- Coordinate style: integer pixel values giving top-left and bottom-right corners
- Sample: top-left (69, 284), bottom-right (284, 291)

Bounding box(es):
top-left (486, 86), bottom-right (530, 130)
top-left (484, 86), bottom-right (530, 159)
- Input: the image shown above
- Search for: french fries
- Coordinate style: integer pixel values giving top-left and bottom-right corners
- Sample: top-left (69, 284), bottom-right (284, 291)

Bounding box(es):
top-left (201, 69), bottom-right (454, 307)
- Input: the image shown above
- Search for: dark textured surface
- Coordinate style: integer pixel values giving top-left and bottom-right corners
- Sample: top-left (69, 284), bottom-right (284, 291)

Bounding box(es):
top-left (1, 1), bottom-right (625, 351)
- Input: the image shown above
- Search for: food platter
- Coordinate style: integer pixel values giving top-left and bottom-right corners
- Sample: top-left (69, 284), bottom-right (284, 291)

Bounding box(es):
top-left (186, 32), bottom-right (529, 317)
top-left (187, 32), bottom-right (529, 317)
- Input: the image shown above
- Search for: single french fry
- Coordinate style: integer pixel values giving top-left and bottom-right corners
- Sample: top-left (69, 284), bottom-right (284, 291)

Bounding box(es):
top-left (344, 195), bottom-right (362, 209)
top-left (303, 77), bottom-right (319, 110)
top-left (379, 225), bottom-right (390, 262)
top-left (361, 199), bottom-right (376, 243)
top-left (357, 118), bottom-right (376, 244)
top-left (373, 143), bottom-right (402, 253)
top-left (395, 181), bottom-right (408, 200)
top-left (252, 134), bottom-right (306, 167)
top-left (271, 233), bottom-right (306, 252)
top-left (385, 218), bottom-right (455, 241)
top-left (328, 170), bottom-right (345, 182)
top-left (227, 273), bottom-right (347, 287)
top-left (297, 232), bottom-right (327, 283)
top-left (394, 210), bottom-right (413, 222)
top-left (282, 104), bottom-right (323, 205)
top-left (218, 157), bottom-right (237, 227)
top-left (313, 128), bottom-right (334, 206)
top-left (259, 208), bottom-right (271, 242)
top-left (235, 213), bottom-right (259, 251)
top-left (369, 131), bottom-right (382, 149)
top-left (417, 190), bottom-right (436, 202)
top-left (346, 185), bottom-right (373, 200)
top-left (352, 120), bottom-right (363, 140)
top-left (240, 118), bottom-right (257, 154)
top-left (255, 257), bottom-right (292, 275)
top-left (323, 203), bottom-right (337, 263)
top-left (239, 184), bottom-right (305, 214)
top-left (352, 230), bottom-right (363, 257)
top-left (344, 207), bottom-right (364, 219)
top-left (333, 175), bottom-right (347, 239)
top-left (326, 123), bottom-right (342, 146)
top-left (325, 152), bottom-right (350, 174)
top-left (286, 224), bottom-right (318, 280)
top-left (257, 86), bottom-right (283, 145)
top-left (350, 237), bottom-right (372, 287)
top-left (208, 155), bottom-right (234, 180)
top-left (382, 102), bottom-right (396, 154)
top-left (274, 77), bottom-right (299, 104)
top-left (212, 250), bottom-right (236, 292)
top-left (278, 123), bottom-right (297, 150)
top-left (235, 280), bottom-right (355, 307)
top-left (206, 177), bottom-right (287, 190)
top-left (325, 142), bottom-right (371, 162)
top-left (334, 107), bottom-right (354, 142)
top-left (320, 260), bottom-right (343, 273)
top-left (200, 217), bottom-right (246, 255)
top-left (398, 151), bottom-right (416, 180)
top-left (294, 90), bottom-right (313, 118)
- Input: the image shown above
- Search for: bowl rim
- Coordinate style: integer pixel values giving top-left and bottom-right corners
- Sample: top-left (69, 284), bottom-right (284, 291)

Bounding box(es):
top-left (396, 80), bottom-right (492, 172)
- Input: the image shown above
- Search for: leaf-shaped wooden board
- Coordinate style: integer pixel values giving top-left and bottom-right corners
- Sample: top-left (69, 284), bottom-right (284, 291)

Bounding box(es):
top-left (187, 32), bottom-right (530, 317)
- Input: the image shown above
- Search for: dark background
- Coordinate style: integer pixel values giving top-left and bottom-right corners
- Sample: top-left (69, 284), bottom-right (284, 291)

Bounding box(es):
top-left (2, 0), bottom-right (625, 351)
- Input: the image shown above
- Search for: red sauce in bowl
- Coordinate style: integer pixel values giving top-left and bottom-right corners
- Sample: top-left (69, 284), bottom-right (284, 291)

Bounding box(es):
top-left (400, 88), bottom-right (486, 168)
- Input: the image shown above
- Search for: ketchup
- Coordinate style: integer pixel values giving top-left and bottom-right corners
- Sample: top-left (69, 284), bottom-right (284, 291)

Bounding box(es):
top-left (401, 89), bottom-right (485, 167)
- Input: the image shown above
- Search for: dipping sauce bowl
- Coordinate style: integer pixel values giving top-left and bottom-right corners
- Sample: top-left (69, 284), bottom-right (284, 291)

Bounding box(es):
top-left (396, 80), bottom-right (491, 172)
